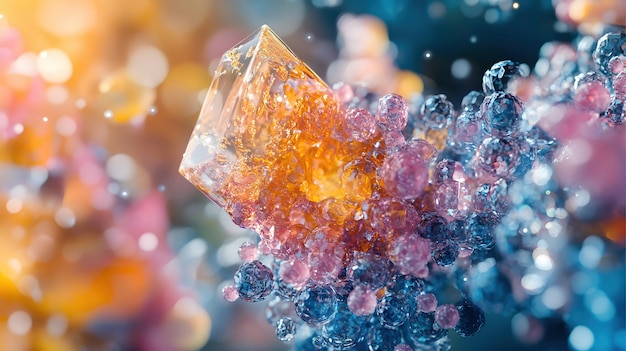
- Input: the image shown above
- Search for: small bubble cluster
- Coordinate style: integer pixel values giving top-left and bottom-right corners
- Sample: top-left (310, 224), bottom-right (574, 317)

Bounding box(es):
top-left (182, 26), bottom-right (626, 351)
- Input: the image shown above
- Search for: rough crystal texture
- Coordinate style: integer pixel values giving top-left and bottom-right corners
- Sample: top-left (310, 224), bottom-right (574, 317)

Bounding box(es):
top-left (295, 284), bottom-right (338, 324)
top-left (417, 293), bottom-right (438, 313)
top-left (346, 286), bottom-right (377, 316)
top-left (179, 25), bottom-right (429, 264)
top-left (482, 60), bottom-right (527, 94)
top-left (180, 26), bottom-right (439, 283)
top-left (454, 300), bottom-right (486, 337)
top-left (276, 318), bottom-right (297, 342)
top-left (234, 260), bottom-right (274, 302)
top-left (181, 24), bottom-right (626, 351)
top-left (377, 294), bottom-right (409, 328)
top-left (435, 304), bottom-right (460, 329)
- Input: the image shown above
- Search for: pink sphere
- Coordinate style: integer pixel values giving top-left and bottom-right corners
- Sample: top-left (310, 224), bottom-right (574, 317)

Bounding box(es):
top-left (376, 93), bottom-right (409, 131)
top-left (417, 293), bottom-right (438, 313)
top-left (574, 81), bottom-right (610, 113)
top-left (238, 241), bottom-right (259, 262)
top-left (388, 235), bottom-right (430, 277)
top-left (380, 150), bottom-right (429, 199)
top-left (435, 303), bottom-right (460, 329)
top-left (279, 259), bottom-right (310, 285)
top-left (347, 286), bottom-right (378, 316)
top-left (222, 284), bottom-right (239, 302)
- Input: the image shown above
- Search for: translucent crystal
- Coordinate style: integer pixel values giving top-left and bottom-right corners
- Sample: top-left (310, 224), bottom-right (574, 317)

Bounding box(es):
top-left (376, 93), bottom-right (409, 131)
top-left (377, 293), bottom-right (409, 328)
top-left (276, 317), bottom-right (297, 342)
top-left (179, 25), bottom-right (342, 211)
top-left (482, 60), bottom-right (527, 94)
top-left (238, 241), bottom-right (259, 262)
top-left (406, 311), bottom-right (447, 344)
top-left (234, 260), bottom-right (274, 302)
top-left (295, 284), bottom-right (338, 324)
top-left (347, 253), bottom-right (391, 290)
top-left (454, 299), bottom-right (486, 337)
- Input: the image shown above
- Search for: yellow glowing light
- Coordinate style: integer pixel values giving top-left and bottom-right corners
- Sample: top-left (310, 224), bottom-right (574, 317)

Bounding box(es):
top-left (164, 297), bottom-right (211, 351)
top-left (97, 69), bottom-right (157, 124)
top-left (395, 70), bottom-right (424, 97)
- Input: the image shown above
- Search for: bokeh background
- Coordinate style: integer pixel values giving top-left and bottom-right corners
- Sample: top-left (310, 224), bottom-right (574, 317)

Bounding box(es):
top-left (0, 1), bottom-right (623, 351)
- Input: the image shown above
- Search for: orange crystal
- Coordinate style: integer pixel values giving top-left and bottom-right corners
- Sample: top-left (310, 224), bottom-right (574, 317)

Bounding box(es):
top-left (180, 26), bottom-right (382, 230)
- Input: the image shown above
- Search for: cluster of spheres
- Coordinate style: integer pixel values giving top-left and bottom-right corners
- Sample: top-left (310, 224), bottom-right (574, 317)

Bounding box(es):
top-left (180, 25), bottom-right (625, 351)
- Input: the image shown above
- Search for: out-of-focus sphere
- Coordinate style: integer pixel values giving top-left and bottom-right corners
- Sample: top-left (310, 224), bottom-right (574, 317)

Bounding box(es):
top-left (10, 52), bottom-right (38, 77)
top-left (97, 70), bottom-right (156, 124)
top-left (163, 297), bottom-right (211, 351)
top-left (127, 45), bottom-right (169, 88)
top-left (396, 70), bottom-right (424, 97)
top-left (37, 49), bottom-right (73, 84)
top-left (338, 14), bottom-right (389, 58)
top-left (46, 86), bottom-right (69, 105)
top-left (451, 58), bottom-right (472, 79)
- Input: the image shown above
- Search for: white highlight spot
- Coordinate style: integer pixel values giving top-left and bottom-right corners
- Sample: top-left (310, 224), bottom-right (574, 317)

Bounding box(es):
top-left (127, 45), bottom-right (169, 88)
top-left (451, 58), bottom-right (471, 79)
top-left (47, 314), bottom-right (68, 336)
top-left (8, 311), bottom-right (32, 335)
top-left (139, 232), bottom-right (159, 252)
top-left (106, 154), bottom-right (136, 182)
top-left (569, 326), bottom-right (594, 351)
top-left (37, 49), bottom-right (73, 83)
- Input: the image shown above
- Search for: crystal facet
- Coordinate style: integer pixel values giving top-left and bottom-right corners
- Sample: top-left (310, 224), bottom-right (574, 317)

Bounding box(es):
top-left (180, 25), bottom-right (342, 212)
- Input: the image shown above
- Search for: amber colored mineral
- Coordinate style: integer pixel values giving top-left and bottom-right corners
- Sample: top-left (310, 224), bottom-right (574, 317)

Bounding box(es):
top-left (180, 26), bottom-right (428, 281)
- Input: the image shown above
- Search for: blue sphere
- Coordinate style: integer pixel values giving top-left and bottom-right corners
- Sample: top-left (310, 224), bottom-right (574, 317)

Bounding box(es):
top-left (420, 212), bottom-right (450, 244)
top-left (322, 303), bottom-right (366, 349)
top-left (466, 211), bottom-right (499, 250)
top-left (234, 260), bottom-right (274, 302)
top-left (481, 92), bottom-right (524, 137)
top-left (377, 293), bottom-right (409, 328)
top-left (454, 299), bottom-right (486, 337)
top-left (406, 312), bottom-right (447, 344)
top-left (295, 284), bottom-right (338, 324)
top-left (593, 32), bottom-right (626, 76)
top-left (461, 90), bottom-right (485, 112)
top-left (432, 240), bottom-right (460, 267)
top-left (482, 60), bottom-right (527, 94)
top-left (348, 253), bottom-right (391, 290)
top-left (420, 94), bottom-right (455, 129)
